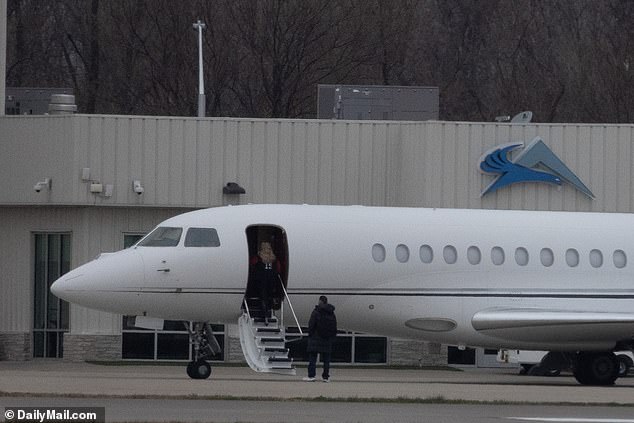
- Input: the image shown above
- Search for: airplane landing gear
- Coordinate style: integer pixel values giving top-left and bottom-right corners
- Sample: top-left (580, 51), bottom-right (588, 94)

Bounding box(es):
top-left (573, 352), bottom-right (619, 386)
top-left (187, 359), bottom-right (212, 379)
top-left (185, 322), bottom-right (222, 380)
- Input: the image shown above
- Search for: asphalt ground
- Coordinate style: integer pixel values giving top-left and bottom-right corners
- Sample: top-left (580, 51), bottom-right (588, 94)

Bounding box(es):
top-left (3, 398), bottom-right (634, 423)
top-left (0, 361), bottom-right (633, 405)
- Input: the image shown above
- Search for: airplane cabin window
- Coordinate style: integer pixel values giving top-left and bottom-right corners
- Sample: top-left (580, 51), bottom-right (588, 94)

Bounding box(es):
top-left (396, 244), bottom-right (410, 263)
top-left (491, 246), bottom-right (505, 265)
top-left (540, 248), bottom-right (554, 267)
top-left (419, 245), bottom-right (433, 263)
top-left (515, 247), bottom-right (529, 266)
top-left (372, 243), bottom-right (386, 263)
top-left (613, 249), bottom-right (627, 268)
top-left (138, 227), bottom-right (183, 247)
top-left (566, 248), bottom-right (579, 267)
top-left (589, 249), bottom-right (603, 268)
top-left (185, 228), bottom-right (221, 247)
top-left (443, 245), bottom-right (457, 264)
top-left (467, 246), bottom-right (481, 265)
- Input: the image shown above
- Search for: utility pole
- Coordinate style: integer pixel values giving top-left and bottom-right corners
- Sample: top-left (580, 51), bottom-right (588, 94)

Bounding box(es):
top-left (0, 0), bottom-right (7, 116)
top-left (192, 19), bottom-right (206, 118)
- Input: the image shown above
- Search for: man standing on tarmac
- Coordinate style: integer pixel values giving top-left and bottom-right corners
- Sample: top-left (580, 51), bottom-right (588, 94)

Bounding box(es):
top-left (303, 295), bottom-right (337, 382)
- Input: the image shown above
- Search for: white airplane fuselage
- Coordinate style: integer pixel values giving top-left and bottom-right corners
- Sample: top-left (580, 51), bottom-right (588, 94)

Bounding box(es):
top-left (52, 204), bottom-right (634, 353)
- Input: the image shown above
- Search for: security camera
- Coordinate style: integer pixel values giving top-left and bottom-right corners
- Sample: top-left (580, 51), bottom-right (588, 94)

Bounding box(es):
top-left (133, 180), bottom-right (144, 195)
top-left (34, 178), bottom-right (51, 193)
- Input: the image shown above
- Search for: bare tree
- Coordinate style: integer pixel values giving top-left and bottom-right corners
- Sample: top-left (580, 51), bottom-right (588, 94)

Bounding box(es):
top-left (224, 0), bottom-right (369, 118)
top-left (5, 0), bottom-right (634, 122)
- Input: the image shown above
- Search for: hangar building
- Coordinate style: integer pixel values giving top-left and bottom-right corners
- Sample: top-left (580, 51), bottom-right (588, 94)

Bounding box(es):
top-left (1, 113), bottom-right (633, 367)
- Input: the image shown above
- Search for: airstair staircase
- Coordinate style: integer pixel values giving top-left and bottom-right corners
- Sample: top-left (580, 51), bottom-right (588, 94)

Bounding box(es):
top-left (238, 308), bottom-right (295, 375)
top-left (238, 281), bottom-right (303, 375)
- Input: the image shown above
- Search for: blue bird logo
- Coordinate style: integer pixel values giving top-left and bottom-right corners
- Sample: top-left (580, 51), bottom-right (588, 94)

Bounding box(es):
top-left (480, 143), bottom-right (562, 195)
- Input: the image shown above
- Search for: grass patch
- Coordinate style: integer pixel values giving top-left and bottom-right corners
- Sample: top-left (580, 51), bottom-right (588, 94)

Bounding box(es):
top-left (1, 391), bottom-right (632, 407)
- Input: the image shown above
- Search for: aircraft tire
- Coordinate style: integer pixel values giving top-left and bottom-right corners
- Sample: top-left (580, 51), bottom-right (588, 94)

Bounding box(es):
top-left (186, 359), bottom-right (212, 379)
top-left (573, 352), bottom-right (618, 385)
top-left (186, 361), bottom-right (196, 379)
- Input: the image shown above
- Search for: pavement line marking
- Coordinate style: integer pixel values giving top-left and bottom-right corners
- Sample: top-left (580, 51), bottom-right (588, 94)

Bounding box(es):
top-left (507, 419), bottom-right (634, 423)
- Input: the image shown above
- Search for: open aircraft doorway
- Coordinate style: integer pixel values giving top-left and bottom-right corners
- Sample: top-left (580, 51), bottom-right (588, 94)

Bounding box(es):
top-left (244, 225), bottom-right (289, 319)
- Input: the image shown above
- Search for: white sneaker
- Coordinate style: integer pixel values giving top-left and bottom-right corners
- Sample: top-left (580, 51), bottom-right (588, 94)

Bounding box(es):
top-left (322, 378), bottom-right (330, 383)
top-left (302, 377), bottom-right (316, 382)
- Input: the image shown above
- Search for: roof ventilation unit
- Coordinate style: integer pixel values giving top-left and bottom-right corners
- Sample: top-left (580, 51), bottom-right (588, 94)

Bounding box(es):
top-left (48, 94), bottom-right (77, 115)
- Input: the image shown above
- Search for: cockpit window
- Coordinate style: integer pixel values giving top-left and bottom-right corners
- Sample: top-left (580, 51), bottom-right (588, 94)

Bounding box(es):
top-left (185, 228), bottom-right (220, 247)
top-left (138, 227), bottom-right (183, 247)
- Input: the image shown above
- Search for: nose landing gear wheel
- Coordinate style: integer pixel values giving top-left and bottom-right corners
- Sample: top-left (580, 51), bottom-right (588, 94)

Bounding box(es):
top-left (187, 359), bottom-right (211, 379)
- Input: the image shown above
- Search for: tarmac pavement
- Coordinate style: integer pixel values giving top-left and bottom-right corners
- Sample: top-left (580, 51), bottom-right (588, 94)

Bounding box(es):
top-left (0, 361), bottom-right (633, 405)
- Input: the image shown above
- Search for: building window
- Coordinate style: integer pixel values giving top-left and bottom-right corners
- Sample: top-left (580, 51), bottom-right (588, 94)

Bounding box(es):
top-left (122, 317), bottom-right (225, 361)
top-left (589, 249), bottom-right (603, 268)
top-left (540, 248), bottom-right (554, 267)
top-left (448, 346), bottom-right (475, 365)
top-left (372, 243), bottom-right (386, 263)
top-left (566, 248), bottom-right (580, 267)
top-left (286, 328), bottom-right (387, 364)
top-left (396, 244), bottom-right (410, 263)
top-left (33, 233), bottom-right (71, 358)
top-left (613, 250), bottom-right (627, 268)
top-left (515, 247), bottom-right (529, 266)
top-left (443, 245), bottom-right (457, 264)
top-left (124, 234), bottom-right (145, 249)
top-left (491, 246), bottom-right (505, 265)
top-left (419, 245), bottom-right (433, 263)
top-left (467, 246), bottom-right (481, 265)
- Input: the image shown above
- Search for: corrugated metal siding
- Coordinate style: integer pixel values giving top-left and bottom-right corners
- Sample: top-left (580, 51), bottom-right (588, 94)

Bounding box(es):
top-left (1, 115), bottom-right (634, 211)
top-left (396, 122), bottom-right (634, 212)
top-left (0, 206), bottom-right (187, 333)
top-left (1, 115), bottom-right (396, 208)
top-left (0, 116), bottom-right (75, 205)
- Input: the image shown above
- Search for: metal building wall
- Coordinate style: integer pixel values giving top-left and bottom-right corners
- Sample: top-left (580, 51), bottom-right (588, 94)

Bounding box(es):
top-left (0, 115), bottom-right (401, 208)
top-left (397, 122), bottom-right (634, 212)
top-left (1, 115), bottom-right (633, 212)
top-left (0, 206), bottom-right (187, 334)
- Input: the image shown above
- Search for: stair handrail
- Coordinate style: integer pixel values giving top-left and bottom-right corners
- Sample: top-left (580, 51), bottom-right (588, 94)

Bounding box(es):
top-left (242, 297), bottom-right (252, 319)
top-left (279, 276), bottom-right (303, 335)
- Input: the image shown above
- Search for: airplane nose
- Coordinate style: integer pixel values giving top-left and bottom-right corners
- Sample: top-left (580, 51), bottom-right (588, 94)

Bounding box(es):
top-left (50, 269), bottom-right (85, 302)
top-left (50, 249), bottom-right (144, 313)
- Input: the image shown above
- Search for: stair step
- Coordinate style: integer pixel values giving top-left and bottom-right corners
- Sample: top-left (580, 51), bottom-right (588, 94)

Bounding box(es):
top-left (253, 315), bottom-right (277, 320)
top-left (271, 366), bottom-right (294, 371)
top-left (264, 347), bottom-right (288, 353)
top-left (257, 327), bottom-right (281, 333)
top-left (259, 337), bottom-right (285, 343)
top-left (269, 357), bottom-right (293, 363)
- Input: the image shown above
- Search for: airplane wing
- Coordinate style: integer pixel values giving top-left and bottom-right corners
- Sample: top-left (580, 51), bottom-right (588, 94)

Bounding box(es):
top-left (472, 308), bottom-right (634, 345)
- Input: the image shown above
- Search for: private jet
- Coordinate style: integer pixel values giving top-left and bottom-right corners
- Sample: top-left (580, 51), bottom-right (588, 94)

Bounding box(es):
top-left (51, 204), bottom-right (634, 385)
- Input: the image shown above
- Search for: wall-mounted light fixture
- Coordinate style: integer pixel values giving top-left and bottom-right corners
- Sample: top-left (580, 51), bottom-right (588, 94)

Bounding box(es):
top-left (34, 178), bottom-right (52, 193)
top-left (132, 180), bottom-right (144, 195)
top-left (223, 182), bottom-right (245, 195)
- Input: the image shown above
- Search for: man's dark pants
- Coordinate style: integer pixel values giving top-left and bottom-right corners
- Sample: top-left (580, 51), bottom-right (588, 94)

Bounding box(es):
top-left (307, 351), bottom-right (331, 379)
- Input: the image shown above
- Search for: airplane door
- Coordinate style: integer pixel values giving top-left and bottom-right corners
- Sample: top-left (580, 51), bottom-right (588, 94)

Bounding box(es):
top-left (245, 225), bottom-right (289, 310)
top-left (139, 246), bottom-right (186, 289)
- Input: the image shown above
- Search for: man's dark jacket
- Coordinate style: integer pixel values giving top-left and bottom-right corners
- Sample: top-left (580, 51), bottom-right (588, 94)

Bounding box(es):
top-left (307, 303), bottom-right (336, 353)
